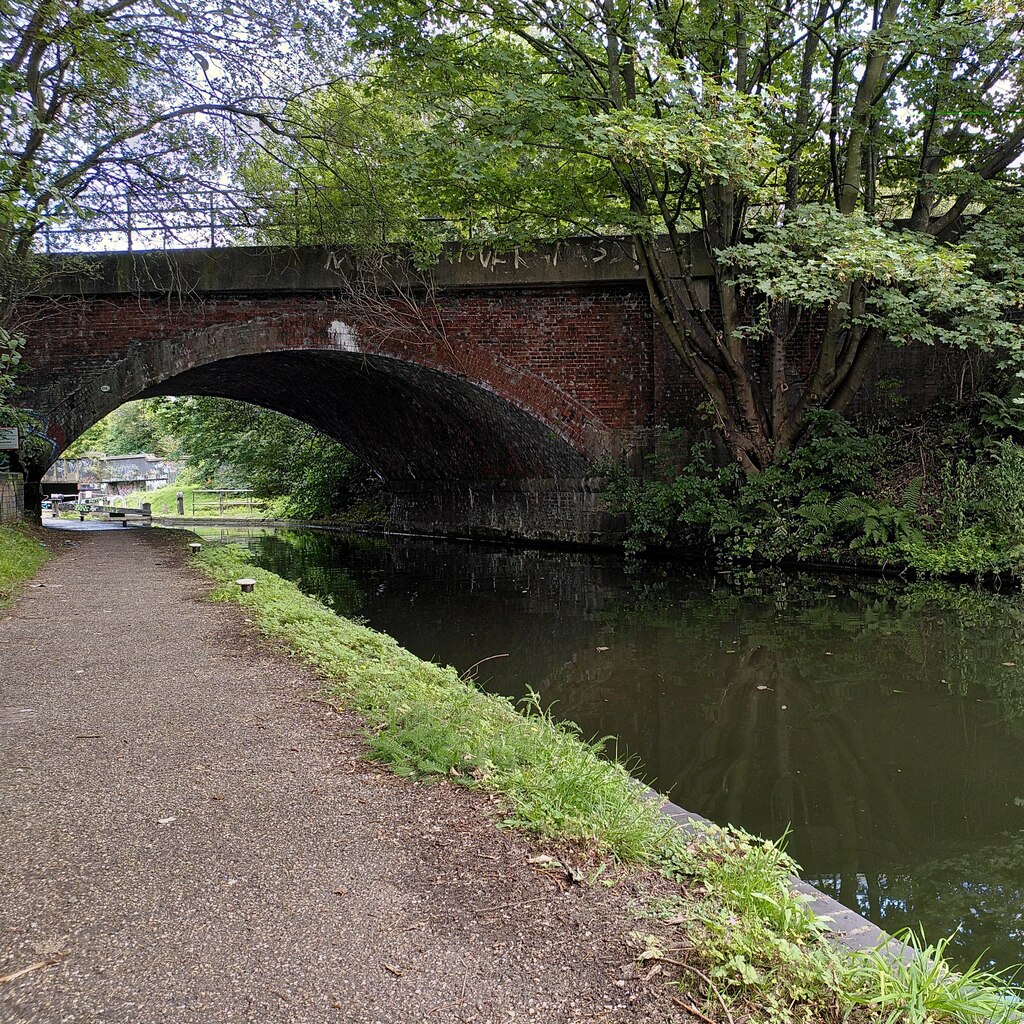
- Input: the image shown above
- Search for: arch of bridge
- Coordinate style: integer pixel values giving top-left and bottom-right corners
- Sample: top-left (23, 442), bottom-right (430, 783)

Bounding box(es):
top-left (14, 241), bottom-right (681, 480)
top-left (19, 292), bottom-right (645, 481)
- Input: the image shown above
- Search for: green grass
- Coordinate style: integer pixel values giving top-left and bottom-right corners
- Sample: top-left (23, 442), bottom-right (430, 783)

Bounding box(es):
top-left (125, 484), bottom-right (270, 519)
top-left (0, 523), bottom-right (52, 606)
top-left (193, 540), bottom-right (1024, 1023)
top-left (197, 542), bottom-right (673, 858)
top-left (843, 929), bottom-right (1021, 1024)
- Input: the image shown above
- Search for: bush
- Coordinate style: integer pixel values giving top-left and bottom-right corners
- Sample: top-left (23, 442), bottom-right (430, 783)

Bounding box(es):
top-left (607, 413), bottom-right (1024, 580)
top-left (607, 412), bottom-right (889, 562)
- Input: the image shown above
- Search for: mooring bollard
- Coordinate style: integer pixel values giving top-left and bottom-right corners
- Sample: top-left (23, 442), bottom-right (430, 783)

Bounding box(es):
top-left (236, 578), bottom-right (256, 594)
top-left (79, 513), bottom-right (85, 521)
top-left (121, 518), bottom-right (128, 527)
top-left (189, 542), bottom-right (202, 554)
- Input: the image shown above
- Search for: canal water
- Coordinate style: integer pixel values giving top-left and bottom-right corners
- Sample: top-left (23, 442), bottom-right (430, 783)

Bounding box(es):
top-left (198, 526), bottom-right (1024, 971)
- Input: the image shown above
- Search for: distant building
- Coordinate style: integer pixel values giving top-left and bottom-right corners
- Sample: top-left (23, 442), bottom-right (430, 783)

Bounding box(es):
top-left (43, 453), bottom-right (184, 498)
top-left (100, 454), bottom-right (184, 495)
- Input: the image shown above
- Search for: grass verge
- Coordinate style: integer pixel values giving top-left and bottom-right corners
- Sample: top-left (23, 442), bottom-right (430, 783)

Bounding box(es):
top-left (0, 522), bottom-right (52, 606)
top-left (194, 540), bottom-right (1022, 1023)
top-left (126, 484), bottom-right (270, 518)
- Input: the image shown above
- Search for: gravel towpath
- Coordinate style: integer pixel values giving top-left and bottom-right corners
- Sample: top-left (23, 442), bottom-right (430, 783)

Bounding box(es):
top-left (0, 527), bottom-right (685, 1024)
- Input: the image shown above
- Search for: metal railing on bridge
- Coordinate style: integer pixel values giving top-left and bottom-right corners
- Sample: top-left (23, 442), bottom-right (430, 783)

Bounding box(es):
top-left (36, 188), bottom-right (474, 255)
top-left (38, 177), bottom-right (954, 257)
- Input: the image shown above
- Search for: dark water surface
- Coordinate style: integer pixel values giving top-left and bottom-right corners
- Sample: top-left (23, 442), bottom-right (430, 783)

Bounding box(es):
top-left (198, 526), bottom-right (1024, 971)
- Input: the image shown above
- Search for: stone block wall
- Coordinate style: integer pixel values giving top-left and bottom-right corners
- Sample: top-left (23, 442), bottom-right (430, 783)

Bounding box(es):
top-left (0, 473), bottom-right (24, 523)
top-left (388, 477), bottom-right (625, 547)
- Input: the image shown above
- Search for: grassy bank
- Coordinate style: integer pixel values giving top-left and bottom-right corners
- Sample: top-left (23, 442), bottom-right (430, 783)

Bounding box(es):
top-left (0, 523), bottom-right (51, 606)
top-left (125, 484), bottom-right (269, 519)
top-left (194, 540), bottom-right (1021, 1022)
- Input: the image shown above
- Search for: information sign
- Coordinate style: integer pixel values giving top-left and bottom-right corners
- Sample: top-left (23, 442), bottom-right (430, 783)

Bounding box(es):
top-left (0, 427), bottom-right (19, 450)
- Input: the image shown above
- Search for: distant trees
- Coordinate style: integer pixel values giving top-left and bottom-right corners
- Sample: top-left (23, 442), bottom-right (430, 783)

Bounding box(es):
top-left (63, 400), bottom-right (177, 458)
top-left (65, 397), bottom-right (381, 518)
top-left (155, 397), bottom-right (381, 519)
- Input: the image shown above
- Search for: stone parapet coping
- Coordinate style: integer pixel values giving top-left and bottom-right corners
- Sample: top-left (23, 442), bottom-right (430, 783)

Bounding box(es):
top-left (32, 236), bottom-right (715, 298)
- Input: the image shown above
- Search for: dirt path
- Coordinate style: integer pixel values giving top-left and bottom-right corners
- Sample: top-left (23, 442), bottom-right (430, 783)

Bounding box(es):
top-left (0, 527), bottom-right (685, 1024)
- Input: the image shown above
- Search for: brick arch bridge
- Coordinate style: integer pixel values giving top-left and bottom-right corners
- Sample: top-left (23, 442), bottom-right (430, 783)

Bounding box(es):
top-left (12, 238), bottom-right (955, 541)
top-left (13, 239), bottom-right (710, 541)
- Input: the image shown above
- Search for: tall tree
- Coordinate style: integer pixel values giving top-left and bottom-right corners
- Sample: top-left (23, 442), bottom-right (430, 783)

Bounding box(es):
top-left (0, 0), bottom-right (340, 496)
top-left (268, 0), bottom-right (1024, 473)
top-left (1, 0), bottom-right (340, 332)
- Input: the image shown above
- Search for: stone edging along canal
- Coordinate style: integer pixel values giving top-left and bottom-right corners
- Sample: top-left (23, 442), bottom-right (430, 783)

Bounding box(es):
top-left (652, 795), bottom-right (897, 958)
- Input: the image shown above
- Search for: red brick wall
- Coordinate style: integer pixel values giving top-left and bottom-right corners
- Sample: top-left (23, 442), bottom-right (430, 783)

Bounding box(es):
top-left (16, 284), bottom-right (668, 469)
top-left (16, 280), bottom-right (966, 475)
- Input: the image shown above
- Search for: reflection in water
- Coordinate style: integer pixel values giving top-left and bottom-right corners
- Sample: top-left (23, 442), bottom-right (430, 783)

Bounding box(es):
top-left (215, 527), bottom-right (1024, 971)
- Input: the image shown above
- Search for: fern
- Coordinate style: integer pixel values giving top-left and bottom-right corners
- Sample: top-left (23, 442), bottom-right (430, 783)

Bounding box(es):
top-left (901, 475), bottom-right (924, 516)
top-left (793, 502), bottom-right (833, 527)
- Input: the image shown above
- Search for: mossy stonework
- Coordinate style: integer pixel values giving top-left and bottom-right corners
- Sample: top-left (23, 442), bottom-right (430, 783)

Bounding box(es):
top-left (0, 474), bottom-right (24, 524)
top-left (192, 537), bottom-right (1023, 1023)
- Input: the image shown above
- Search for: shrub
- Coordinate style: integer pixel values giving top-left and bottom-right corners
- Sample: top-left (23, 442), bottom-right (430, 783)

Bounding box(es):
top-left (607, 412), bottom-right (887, 563)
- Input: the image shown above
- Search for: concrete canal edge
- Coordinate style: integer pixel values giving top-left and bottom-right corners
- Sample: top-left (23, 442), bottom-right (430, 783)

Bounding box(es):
top-left (649, 793), bottom-right (899, 958)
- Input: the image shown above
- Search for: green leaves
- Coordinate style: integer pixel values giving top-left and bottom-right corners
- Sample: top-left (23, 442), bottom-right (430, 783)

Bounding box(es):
top-left (584, 88), bottom-right (777, 196)
top-left (0, 327), bottom-right (25, 416)
top-left (720, 205), bottom-right (1024, 365)
top-left (723, 207), bottom-right (968, 305)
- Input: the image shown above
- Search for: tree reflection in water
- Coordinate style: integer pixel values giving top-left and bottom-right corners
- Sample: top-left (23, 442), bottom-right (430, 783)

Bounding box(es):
top-left (247, 532), bottom-right (1024, 971)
